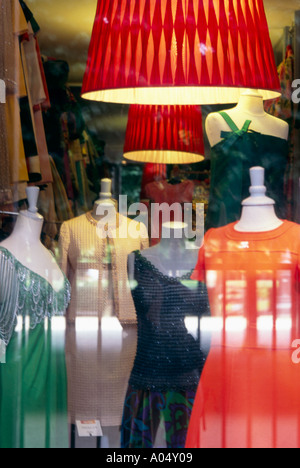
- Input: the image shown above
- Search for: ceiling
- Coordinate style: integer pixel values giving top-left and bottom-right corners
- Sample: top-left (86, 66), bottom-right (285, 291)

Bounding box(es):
top-left (25, 0), bottom-right (300, 162)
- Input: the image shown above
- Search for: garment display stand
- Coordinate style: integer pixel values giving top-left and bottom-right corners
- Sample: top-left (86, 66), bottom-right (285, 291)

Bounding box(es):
top-left (0, 211), bottom-right (19, 216)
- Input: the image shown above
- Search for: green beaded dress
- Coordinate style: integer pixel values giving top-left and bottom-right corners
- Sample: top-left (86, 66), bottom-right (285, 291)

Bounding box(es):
top-left (0, 247), bottom-right (71, 448)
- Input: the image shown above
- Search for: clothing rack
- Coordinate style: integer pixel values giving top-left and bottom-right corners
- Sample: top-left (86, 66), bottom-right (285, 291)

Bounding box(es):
top-left (0, 211), bottom-right (19, 216)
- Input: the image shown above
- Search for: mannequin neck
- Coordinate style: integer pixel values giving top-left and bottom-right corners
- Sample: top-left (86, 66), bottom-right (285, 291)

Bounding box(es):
top-left (235, 91), bottom-right (265, 116)
top-left (9, 211), bottom-right (43, 244)
top-left (235, 205), bottom-right (283, 232)
top-left (158, 223), bottom-right (187, 255)
top-left (141, 223), bottom-right (197, 277)
top-left (91, 200), bottom-right (117, 223)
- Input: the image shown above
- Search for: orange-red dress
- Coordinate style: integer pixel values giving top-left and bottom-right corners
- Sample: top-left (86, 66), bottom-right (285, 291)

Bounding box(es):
top-left (186, 221), bottom-right (300, 449)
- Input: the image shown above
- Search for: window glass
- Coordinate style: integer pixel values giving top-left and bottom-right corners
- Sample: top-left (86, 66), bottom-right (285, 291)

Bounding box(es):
top-left (0, 0), bottom-right (300, 450)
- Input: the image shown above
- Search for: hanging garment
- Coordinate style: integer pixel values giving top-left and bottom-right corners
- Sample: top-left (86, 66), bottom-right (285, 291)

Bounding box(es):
top-left (0, 0), bottom-right (15, 205)
top-left (19, 97), bottom-right (40, 182)
top-left (6, 95), bottom-right (28, 193)
top-left (37, 183), bottom-right (59, 246)
top-left (19, 1), bottom-right (50, 109)
top-left (59, 213), bottom-right (149, 427)
top-left (186, 221), bottom-right (300, 449)
top-left (121, 251), bottom-right (210, 448)
top-left (19, 0), bottom-right (40, 35)
top-left (20, 23), bottom-right (53, 184)
top-left (68, 138), bottom-right (95, 214)
top-left (21, 26), bottom-right (46, 106)
top-left (7, 0), bottom-right (28, 198)
top-left (0, 246), bottom-right (71, 448)
top-left (145, 179), bottom-right (195, 245)
top-left (49, 156), bottom-right (74, 223)
top-left (81, 130), bottom-right (104, 199)
top-left (206, 112), bottom-right (288, 230)
top-left (265, 46), bottom-right (295, 220)
top-left (140, 164), bottom-right (167, 200)
top-left (145, 179), bottom-right (195, 205)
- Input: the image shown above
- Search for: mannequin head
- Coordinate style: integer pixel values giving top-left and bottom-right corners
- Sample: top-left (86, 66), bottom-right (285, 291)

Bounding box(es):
top-left (234, 167), bottom-right (283, 233)
top-left (235, 89), bottom-right (265, 115)
top-left (241, 88), bottom-right (263, 98)
top-left (92, 178), bottom-right (117, 221)
top-left (3, 187), bottom-right (44, 243)
top-left (24, 187), bottom-right (43, 222)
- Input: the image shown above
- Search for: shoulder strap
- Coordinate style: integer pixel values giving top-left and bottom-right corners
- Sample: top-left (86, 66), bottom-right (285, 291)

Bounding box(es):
top-left (219, 111), bottom-right (252, 133)
top-left (219, 112), bottom-right (240, 132)
top-left (241, 119), bottom-right (252, 132)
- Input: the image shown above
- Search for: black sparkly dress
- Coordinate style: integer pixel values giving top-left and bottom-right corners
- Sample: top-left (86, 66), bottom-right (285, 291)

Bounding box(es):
top-left (121, 251), bottom-right (210, 449)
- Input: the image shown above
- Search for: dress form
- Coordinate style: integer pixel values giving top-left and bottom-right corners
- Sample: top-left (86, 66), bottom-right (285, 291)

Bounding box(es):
top-left (0, 187), bottom-right (64, 292)
top-left (234, 167), bottom-right (283, 233)
top-left (138, 222), bottom-right (198, 277)
top-left (91, 178), bottom-right (116, 223)
top-left (206, 89), bottom-right (289, 147)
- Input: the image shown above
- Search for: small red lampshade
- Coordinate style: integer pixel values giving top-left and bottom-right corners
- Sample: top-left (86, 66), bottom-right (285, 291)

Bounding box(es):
top-left (124, 104), bottom-right (205, 164)
top-left (82, 0), bottom-right (281, 105)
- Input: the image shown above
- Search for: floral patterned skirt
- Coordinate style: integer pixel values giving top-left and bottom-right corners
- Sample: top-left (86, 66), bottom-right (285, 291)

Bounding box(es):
top-left (121, 385), bottom-right (196, 448)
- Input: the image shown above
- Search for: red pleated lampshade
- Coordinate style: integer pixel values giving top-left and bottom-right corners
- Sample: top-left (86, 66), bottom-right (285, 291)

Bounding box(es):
top-left (81, 0), bottom-right (280, 105)
top-left (124, 105), bottom-right (205, 164)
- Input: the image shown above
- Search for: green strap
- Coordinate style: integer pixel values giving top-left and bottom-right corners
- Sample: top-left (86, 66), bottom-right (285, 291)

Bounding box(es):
top-left (219, 111), bottom-right (252, 133)
top-left (241, 119), bottom-right (252, 132)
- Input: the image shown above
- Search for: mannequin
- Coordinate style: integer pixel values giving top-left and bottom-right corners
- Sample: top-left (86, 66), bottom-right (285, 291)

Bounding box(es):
top-left (0, 186), bottom-right (70, 449)
top-left (122, 222), bottom-right (209, 449)
top-left (186, 178), bottom-right (300, 450)
top-left (206, 89), bottom-right (289, 147)
top-left (0, 187), bottom-right (64, 292)
top-left (204, 88), bottom-right (289, 230)
top-left (235, 167), bottom-right (283, 232)
top-left (59, 178), bottom-right (149, 443)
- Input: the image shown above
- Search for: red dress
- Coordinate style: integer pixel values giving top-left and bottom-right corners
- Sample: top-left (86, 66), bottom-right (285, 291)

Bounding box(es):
top-left (145, 180), bottom-right (195, 245)
top-left (186, 221), bottom-right (300, 448)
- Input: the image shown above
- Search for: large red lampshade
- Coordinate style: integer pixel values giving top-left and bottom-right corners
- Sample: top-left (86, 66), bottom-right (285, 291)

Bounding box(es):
top-left (124, 104), bottom-right (205, 164)
top-left (82, 0), bottom-right (281, 105)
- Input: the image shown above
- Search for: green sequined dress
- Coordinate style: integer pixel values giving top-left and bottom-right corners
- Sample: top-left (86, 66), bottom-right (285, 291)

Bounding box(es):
top-left (0, 247), bottom-right (71, 448)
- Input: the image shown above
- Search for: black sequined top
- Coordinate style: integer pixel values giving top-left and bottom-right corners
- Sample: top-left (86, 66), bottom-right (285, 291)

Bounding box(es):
top-left (129, 251), bottom-right (210, 392)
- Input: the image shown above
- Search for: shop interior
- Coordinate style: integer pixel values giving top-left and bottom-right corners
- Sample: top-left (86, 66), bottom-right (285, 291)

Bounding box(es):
top-left (13, 0), bottom-right (300, 218)
top-left (1, 0), bottom-right (300, 449)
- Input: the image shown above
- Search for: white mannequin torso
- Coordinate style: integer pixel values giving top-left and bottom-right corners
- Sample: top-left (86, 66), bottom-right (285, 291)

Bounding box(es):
top-left (234, 167), bottom-right (283, 233)
top-left (234, 205), bottom-right (283, 232)
top-left (206, 90), bottom-right (289, 148)
top-left (0, 211), bottom-right (64, 292)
